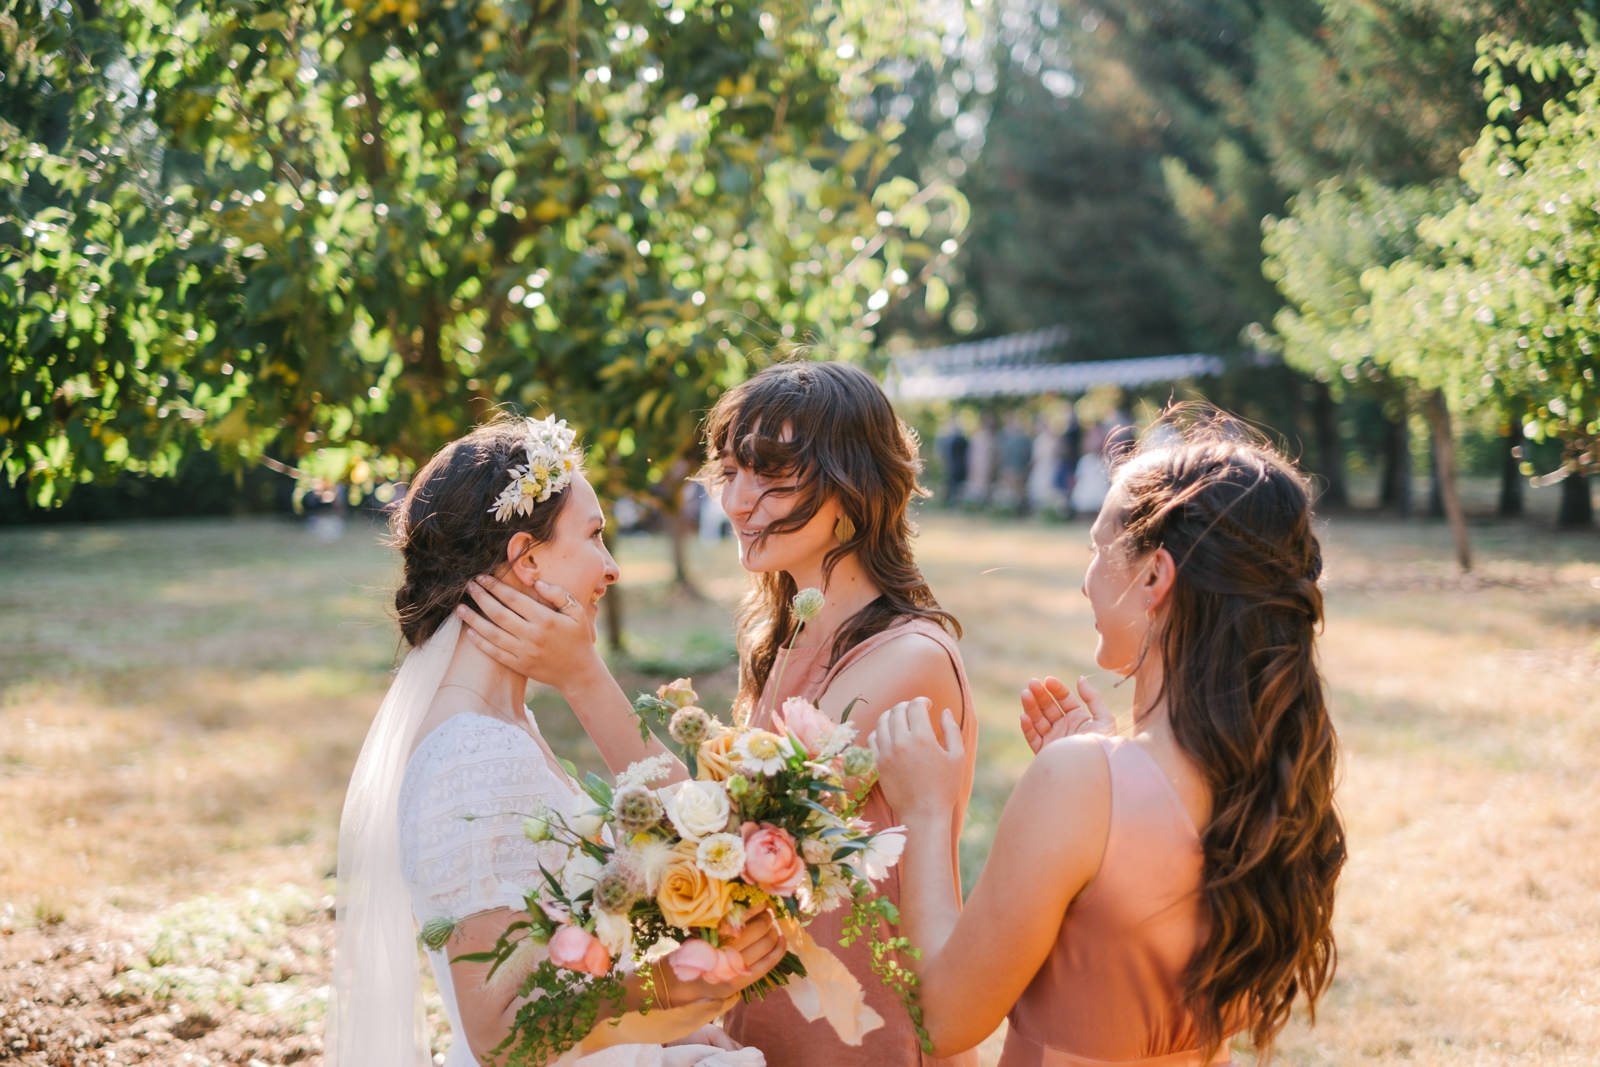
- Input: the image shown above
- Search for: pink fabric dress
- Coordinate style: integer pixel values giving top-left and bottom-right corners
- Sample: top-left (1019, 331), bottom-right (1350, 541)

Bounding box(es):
top-left (998, 735), bottom-right (1233, 1067)
top-left (723, 618), bottom-right (980, 1067)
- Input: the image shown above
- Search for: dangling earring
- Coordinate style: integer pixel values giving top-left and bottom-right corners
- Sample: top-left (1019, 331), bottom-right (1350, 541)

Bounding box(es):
top-left (834, 513), bottom-right (856, 544)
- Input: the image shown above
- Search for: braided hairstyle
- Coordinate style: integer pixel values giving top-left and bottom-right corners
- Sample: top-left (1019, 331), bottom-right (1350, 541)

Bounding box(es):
top-left (1112, 417), bottom-right (1346, 1060)
top-left (390, 417), bottom-right (578, 648)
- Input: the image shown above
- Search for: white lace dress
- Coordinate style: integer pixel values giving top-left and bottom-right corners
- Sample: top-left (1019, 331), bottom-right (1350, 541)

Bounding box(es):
top-left (397, 711), bottom-right (761, 1067)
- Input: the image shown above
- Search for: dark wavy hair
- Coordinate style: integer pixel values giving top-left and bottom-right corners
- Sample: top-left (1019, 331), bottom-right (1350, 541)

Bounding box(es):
top-left (700, 359), bottom-right (958, 719)
top-left (1111, 412), bottom-right (1345, 1060)
top-left (390, 417), bottom-right (580, 648)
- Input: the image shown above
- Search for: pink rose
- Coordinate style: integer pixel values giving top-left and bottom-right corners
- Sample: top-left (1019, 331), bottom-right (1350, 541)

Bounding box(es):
top-left (741, 821), bottom-right (806, 897)
top-left (667, 938), bottom-right (750, 984)
top-left (548, 924), bottom-right (612, 977)
top-left (774, 696), bottom-right (835, 757)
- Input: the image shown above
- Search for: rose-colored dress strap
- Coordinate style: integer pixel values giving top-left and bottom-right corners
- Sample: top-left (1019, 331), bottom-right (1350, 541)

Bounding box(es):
top-left (727, 616), bottom-right (979, 1067)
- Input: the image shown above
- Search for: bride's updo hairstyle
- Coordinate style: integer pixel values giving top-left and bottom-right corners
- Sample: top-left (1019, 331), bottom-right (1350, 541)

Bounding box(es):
top-left (701, 358), bottom-right (958, 719)
top-left (1110, 410), bottom-right (1345, 1060)
top-left (390, 417), bottom-right (580, 648)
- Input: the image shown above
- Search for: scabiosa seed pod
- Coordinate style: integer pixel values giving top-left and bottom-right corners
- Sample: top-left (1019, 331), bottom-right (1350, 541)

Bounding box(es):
top-left (668, 705), bottom-right (713, 747)
top-left (612, 784), bottom-right (665, 833)
top-left (791, 587), bottom-right (825, 623)
top-left (593, 863), bottom-right (644, 913)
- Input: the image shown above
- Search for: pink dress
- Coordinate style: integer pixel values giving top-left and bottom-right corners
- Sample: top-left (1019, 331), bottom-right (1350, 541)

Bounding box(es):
top-left (723, 618), bottom-right (980, 1067)
top-left (998, 735), bottom-right (1233, 1067)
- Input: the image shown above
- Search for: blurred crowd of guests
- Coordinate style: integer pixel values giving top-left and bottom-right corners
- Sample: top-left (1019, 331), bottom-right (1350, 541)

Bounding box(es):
top-left (932, 403), bottom-right (1136, 518)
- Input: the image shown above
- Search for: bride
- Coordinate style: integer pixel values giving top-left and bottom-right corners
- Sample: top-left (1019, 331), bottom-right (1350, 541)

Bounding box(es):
top-left (329, 415), bottom-right (782, 1066)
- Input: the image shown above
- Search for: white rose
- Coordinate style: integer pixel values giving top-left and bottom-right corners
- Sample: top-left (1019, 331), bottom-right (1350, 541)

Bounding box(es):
top-left (561, 852), bottom-right (604, 898)
top-left (662, 779), bottom-right (732, 842)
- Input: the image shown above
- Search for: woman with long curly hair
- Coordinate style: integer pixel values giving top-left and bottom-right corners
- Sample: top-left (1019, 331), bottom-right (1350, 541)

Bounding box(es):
top-left (871, 414), bottom-right (1345, 1065)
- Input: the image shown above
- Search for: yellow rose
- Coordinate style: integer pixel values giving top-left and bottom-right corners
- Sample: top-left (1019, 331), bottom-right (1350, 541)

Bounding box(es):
top-left (657, 845), bottom-right (734, 930)
top-left (696, 732), bottom-right (740, 782)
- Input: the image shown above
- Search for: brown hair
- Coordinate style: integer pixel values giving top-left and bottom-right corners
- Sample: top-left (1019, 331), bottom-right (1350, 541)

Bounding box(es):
top-left (1111, 412), bottom-right (1345, 1060)
top-left (390, 417), bottom-right (579, 648)
top-left (700, 359), bottom-right (958, 718)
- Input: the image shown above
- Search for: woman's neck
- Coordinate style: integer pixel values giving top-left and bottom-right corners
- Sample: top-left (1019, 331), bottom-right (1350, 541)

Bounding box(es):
top-left (789, 553), bottom-right (882, 647)
top-left (1129, 658), bottom-right (1170, 735)
top-left (436, 634), bottom-right (529, 723)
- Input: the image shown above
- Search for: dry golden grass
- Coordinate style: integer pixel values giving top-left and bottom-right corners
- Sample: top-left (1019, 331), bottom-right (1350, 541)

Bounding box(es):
top-left (1, 496), bottom-right (1597, 1064)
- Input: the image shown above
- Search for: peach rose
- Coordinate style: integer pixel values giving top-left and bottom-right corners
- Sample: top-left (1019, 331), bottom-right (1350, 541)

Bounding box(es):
top-left (666, 937), bottom-right (750, 985)
top-left (741, 821), bottom-right (806, 897)
top-left (774, 696), bottom-right (836, 757)
top-left (547, 924), bottom-right (612, 977)
top-left (657, 845), bottom-right (735, 929)
top-left (696, 731), bottom-right (740, 782)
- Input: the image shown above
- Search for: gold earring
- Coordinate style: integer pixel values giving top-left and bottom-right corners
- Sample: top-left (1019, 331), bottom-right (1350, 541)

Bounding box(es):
top-left (834, 514), bottom-right (856, 543)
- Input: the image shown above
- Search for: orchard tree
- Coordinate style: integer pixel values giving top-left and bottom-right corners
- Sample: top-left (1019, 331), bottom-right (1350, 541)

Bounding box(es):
top-left (1369, 35), bottom-right (1600, 528)
top-left (2, 0), bottom-right (964, 530)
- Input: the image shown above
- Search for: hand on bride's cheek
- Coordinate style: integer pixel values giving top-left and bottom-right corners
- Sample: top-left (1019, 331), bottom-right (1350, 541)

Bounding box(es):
top-left (510, 476), bottom-right (620, 631)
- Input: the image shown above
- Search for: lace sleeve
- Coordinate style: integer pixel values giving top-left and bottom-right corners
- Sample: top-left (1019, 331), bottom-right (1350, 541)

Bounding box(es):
top-left (398, 715), bottom-right (583, 923)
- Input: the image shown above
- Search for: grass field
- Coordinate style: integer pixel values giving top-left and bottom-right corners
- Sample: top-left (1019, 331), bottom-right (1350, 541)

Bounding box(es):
top-left (1, 490), bottom-right (1597, 1064)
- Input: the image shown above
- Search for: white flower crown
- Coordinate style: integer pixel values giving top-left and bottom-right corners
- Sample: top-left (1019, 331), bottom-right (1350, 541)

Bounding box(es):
top-left (488, 415), bottom-right (584, 522)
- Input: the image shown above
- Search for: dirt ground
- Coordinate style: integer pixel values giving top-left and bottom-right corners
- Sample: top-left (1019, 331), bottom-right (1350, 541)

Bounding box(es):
top-left (0, 920), bottom-right (322, 1064)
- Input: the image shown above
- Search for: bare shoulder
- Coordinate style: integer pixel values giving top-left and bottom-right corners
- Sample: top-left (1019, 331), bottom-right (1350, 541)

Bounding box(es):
top-left (1019, 734), bottom-right (1113, 804)
top-left (822, 628), bottom-right (963, 725)
top-left (853, 628), bottom-right (959, 674)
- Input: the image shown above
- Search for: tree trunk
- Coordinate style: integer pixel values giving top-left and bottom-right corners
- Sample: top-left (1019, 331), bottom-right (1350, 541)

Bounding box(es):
top-left (1423, 389), bottom-right (1472, 572)
top-left (661, 469), bottom-right (704, 598)
top-left (1498, 421), bottom-right (1525, 517)
top-left (1310, 380), bottom-right (1348, 509)
top-left (1427, 442), bottom-right (1445, 519)
top-left (669, 503), bottom-right (694, 589)
top-left (1379, 398), bottom-right (1412, 516)
top-left (1557, 468), bottom-right (1594, 529)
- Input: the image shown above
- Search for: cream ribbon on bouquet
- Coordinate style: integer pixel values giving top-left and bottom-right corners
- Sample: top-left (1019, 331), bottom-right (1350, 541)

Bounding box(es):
top-left (775, 919), bottom-right (886, 1045)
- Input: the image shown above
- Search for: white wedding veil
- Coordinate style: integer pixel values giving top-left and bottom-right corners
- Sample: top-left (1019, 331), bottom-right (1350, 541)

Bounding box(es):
top-left (329, 613), bottom-right (462, 1066)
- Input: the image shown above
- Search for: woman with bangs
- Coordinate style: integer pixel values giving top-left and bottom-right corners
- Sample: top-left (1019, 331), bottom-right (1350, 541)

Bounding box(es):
top-left (459, 360), bottom-right (979, 1067)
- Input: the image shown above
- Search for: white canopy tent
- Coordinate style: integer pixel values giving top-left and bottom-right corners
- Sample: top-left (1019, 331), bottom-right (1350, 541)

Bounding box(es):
top-left (884, 326), bottom-right (1226, 402)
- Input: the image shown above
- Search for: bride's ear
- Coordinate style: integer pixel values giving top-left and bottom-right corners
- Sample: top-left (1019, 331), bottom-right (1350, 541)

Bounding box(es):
top-left (505, 532), bottom-right (540, 585)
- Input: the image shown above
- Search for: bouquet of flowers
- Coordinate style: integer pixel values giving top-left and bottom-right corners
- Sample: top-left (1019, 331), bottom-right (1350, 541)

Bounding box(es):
top-left (448, 594), bottom-right (919, 1065)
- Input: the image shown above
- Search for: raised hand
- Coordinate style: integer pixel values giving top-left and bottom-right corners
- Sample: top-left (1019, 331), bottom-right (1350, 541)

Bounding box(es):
top-left (455, 573), bottom-right (597, 687)
top-left (1018, 675), bottom-right (1115, 754)
top-left (869, 697), bottom-right (966, 820)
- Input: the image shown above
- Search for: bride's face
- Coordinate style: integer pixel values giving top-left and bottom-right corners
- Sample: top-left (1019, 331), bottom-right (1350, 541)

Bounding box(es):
top-left (516, 475), bottom-right (619, 627)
